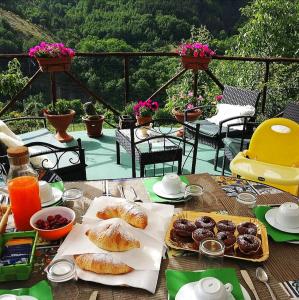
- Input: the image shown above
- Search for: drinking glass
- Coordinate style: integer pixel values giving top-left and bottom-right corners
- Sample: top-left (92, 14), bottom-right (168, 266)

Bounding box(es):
top-left (62, 188), bottom-right (84, 219)
top-left (234, 192), bottom-right (257, 216)
top-left (198, 237), bottom-right (225, 269)
top-left (184, 184), bottom-right (204, 209)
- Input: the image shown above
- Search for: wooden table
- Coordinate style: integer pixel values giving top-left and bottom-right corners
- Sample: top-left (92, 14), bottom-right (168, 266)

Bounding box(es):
top-left (1, 174), bottom-right (298, 300)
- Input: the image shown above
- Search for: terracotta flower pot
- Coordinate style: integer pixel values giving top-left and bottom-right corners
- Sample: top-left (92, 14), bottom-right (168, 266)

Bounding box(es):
top-left (44, 109), bottom-right (75, 142)
top-left (136, 115), bottom-right (153, 126)
top-left (36, 56), bottom-right (72, 72)
top-left (83, 116), bottom-right (105, 138)
top-left (181, 56), bottom-right (211, 70)
top-left (172, 108), bottom-right (202, 123)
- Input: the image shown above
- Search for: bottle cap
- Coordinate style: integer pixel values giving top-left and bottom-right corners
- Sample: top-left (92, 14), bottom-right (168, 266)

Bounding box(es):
top-left (7, 146), bottom-right (29, 165)
top-left (7, 146), bottom-right (29, 157)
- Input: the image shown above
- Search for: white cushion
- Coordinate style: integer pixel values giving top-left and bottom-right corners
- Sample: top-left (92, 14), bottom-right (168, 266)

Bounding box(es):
top-left (0, 132), bottom-right (54, 168)
top-left (0, 121), bottom-right (22, 141)
top-left (207, 104), bottom-right (255, 130)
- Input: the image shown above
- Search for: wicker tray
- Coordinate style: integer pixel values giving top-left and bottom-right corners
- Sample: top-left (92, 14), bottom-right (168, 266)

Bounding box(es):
top-left (165, 211), bottom-right (269, 262)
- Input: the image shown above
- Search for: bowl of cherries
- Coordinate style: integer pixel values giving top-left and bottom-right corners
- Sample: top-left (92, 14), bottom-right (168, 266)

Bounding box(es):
top-left (30, 206), bottom-right (75, 240)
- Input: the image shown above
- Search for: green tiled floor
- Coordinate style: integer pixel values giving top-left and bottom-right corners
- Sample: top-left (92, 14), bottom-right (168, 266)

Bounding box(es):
top-left (69, 129), bottom-right (227, 180)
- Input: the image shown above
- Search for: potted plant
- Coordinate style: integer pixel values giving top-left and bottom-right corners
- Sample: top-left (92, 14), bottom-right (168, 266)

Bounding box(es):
top-left (133, 99), bottom-right (159, 126)
top-left (119, 102), bottom-right (137, 129)
top-left (177, 41), bottom-right (215, 70)
top-left (44, 99), bottom-right (76, 142)
top-left (28, 42), bottom-right (75, 72)
top-left (82, 102), bottom-right (105, 138)
top-left (166, 91), bottom-right (203, 123)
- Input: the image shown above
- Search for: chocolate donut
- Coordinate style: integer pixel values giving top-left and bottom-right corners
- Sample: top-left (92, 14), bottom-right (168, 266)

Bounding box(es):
top-left (195, 216), bottom-right (216, 231)
top-left (170, 229), bottom-right (193, 243)
top-left (237, 234), bottom-right (261, 255)
top-left (216, 220), bottom-right (236, 233)
top-left (216, 231), bottom-right (236, 251)
top-left (173, 219), bottom-right (196, 237)
top-left (192, 228), bottom-right (214, 245)
top-left (237, 222), bottom-right (257, 236)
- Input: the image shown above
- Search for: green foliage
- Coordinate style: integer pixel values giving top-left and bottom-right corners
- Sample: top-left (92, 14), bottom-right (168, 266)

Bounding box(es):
top-left (0, 59), bottom-right (28, 100)
top-left (23, 93), bottom-right (44, 116)
top-left (122, 102), bottom-right (136, 118)
top-left (46, 98), bottom-right (82, 115)
top-left (153, 107), bottom-right (172, 120)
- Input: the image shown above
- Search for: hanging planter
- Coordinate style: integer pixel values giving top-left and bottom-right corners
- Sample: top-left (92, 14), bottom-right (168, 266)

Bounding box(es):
top-left (181, 56), bottom-right (211, 70)
top-left (172, 107), bottom-right (202, 123)
top-left (177, 41), bottom-right (215, 71)
top-left (36, 56), bottom-right (72, 72)
top-left (136, 115), bottom-right (153, 126)
top-left (29, 42), bottom-right (75, 73)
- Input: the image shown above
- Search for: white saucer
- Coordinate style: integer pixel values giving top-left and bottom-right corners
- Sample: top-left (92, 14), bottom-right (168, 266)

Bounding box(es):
top-left (265, 208), bottom-right (299, 234)
top-left (170, 284), bottom-right (250, 300)
top-left (153, 181), bottom-right (186, 199)
top-left (41, 187), bottom-right (63, 208)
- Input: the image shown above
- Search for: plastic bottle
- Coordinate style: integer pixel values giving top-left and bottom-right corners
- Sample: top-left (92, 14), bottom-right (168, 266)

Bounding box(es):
top-left (7, 146), bottom-right (41, 230)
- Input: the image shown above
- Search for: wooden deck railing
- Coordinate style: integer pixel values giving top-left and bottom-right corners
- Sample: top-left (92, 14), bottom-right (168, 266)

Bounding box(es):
top-left (0, 52), bottom-right (298, 117)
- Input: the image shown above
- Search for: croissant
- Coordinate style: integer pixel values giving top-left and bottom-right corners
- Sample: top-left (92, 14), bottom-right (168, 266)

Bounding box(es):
top-left (96, 201), bottom-right (148, 229)
top-left (75, 253), bottom-right (133, 275)
top-left (86, 219), bottom-right (140, 251)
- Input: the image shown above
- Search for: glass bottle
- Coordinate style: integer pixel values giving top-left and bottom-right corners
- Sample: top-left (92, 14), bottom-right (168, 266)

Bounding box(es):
top-left (7, 146), bottom-right (41, 231)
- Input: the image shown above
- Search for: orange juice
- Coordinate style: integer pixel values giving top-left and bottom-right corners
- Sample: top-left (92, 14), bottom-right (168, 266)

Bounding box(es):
top-left (8, 176), bottom-right (41, 231)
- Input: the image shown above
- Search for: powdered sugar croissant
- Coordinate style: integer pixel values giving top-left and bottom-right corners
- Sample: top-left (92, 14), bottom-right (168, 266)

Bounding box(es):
top-left (96, 201), bottom-right (148, 229)
top-left (86, 218), bottom-right (140, 251)
top-left (75, 253), bottom-right (133, 275)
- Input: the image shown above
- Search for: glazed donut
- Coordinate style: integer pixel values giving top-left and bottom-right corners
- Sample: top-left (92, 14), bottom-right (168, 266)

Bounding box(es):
top-left (195, 216), bottom-right (216, 231)
top-left (170, 229), bottom-right (193, 243)
top-left (216, 220), bottom-right (236, 233)
top-left (173, 219), bottom-right (197, 237)
top-left (237, 222), bottom-right (257, 236)
top-left (192, 228), bottom-right (214, 245)
top-left (216, 231), bottom-right (236, 251)
top-left (237, 234), bottom-right (261, 255)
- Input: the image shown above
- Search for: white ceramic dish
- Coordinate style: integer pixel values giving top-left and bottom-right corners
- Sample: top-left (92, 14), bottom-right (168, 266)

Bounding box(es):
top-left (265, 208), bottom-right (299, 234)
top-left (0, 296), bottom-right (37, 300)
top-left (41, 187), bottom-right (63, 208)
top-left (168, 284), bottom-right (250, 300)
top-left (153, 181), bottom-right (186, 200)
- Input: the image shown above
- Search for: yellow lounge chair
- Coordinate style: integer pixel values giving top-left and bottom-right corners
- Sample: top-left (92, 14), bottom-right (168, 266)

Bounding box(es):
top-left (230, 118), bottom-right (299, 196)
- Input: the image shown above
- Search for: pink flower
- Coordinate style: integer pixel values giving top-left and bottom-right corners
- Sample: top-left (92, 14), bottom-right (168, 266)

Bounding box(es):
top-left (188, 91), bottom-right (193, 97)
top-left (215, 95), bottom-right (223, 102)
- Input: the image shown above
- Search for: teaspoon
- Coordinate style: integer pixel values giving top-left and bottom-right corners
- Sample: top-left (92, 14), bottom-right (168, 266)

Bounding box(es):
top-left (256, 267), bottom-right (277, 300)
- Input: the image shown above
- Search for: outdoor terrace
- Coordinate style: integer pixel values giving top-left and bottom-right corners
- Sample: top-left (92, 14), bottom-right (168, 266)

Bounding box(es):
top-left (0, 52), bottom-right (298, 180)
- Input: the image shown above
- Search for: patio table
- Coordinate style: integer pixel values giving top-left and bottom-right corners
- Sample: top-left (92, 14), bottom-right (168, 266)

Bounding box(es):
top-left (1, 173), bottom-right (298, 299)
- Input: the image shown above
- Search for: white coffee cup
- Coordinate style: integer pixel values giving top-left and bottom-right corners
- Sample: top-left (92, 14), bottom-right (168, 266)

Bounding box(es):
top-left (38, 181), bottom-right (54, 203)
top-left (161, 173), bottom-right (182, 195)
top-left (176, 277), bottom-right (233, 300)
top-left (275, 202), bottom-right (299, 229)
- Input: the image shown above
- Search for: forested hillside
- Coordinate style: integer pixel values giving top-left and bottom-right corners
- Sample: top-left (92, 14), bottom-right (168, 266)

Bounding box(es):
top-left (0, 0), bottom-right (247, 52)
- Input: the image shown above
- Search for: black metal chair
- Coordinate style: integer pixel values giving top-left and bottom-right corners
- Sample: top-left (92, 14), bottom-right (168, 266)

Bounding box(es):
top-left (221, 102), bottom-right (299, 175)
top-left (0, 139), bottom-right (87, 182)
top-left (184, 85), bottom-right (260, 171)
top-left (25, 139), bottom-right (87, 181)
top-left (115, 118), bottom-right (200, 178)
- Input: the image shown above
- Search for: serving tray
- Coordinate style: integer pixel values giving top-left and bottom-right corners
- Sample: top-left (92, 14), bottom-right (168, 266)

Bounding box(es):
top-left (165, 211), bottom-right (269, 262)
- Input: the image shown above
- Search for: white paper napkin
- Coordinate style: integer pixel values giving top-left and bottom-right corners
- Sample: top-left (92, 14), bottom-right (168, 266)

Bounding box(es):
top-left (52, 252), bottom-right (160, 293)
top-left (57, 220), bottom-right (163, 270)
top-left (82, 196), bottom-right (174, 242)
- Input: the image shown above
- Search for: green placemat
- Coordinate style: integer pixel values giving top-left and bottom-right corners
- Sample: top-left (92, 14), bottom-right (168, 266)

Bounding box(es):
top-left (50, 180), bottom-right (64, 191)
top-left (254, 206), bottom-right (299, 242)
top-left (0, 280), bottom-right (53, 299)
top-left (166, 268), bottom-right (244, 300)
top-left (143, 176), bottom-right (189, 203)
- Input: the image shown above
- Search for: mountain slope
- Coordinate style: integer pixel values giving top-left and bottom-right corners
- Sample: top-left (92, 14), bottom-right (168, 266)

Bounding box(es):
top-left (0, 8), bottom-right (54, 43)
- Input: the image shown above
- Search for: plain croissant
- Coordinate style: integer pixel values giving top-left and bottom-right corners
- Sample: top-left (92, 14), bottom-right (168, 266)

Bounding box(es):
top-left (86, 219), bottom-right (140, 251)
top-left (75, 253), bottom-right (133, 275)
top-left (96, 201), bottom-right (148, 229)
